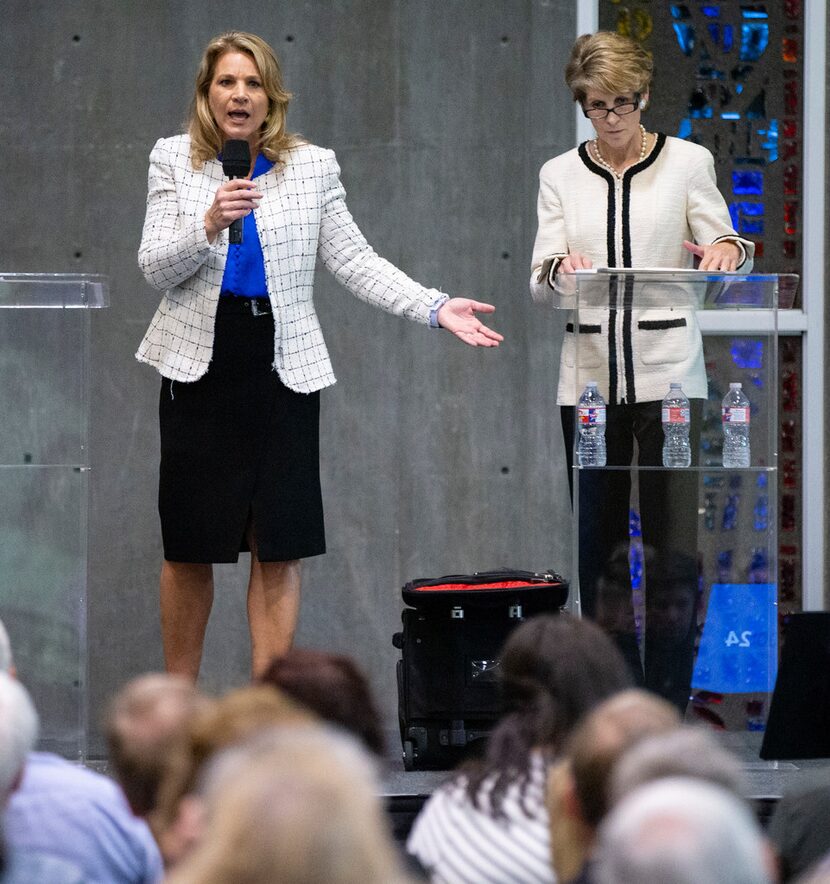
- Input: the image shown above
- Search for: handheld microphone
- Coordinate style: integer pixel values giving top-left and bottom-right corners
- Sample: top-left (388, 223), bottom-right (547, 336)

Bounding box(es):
top-left (221, 139), bottom-right (251, 245)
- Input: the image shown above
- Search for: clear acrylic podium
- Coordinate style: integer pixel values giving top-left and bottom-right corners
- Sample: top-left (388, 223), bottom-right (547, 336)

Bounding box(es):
top-left (558, 269), bottom-right (796, 730)
top-left (0, 273), bottom-right (108, 759)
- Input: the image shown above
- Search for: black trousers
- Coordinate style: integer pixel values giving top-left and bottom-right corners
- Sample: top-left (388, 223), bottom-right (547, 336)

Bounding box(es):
top-left (561, 401), bottom-right (702, 712)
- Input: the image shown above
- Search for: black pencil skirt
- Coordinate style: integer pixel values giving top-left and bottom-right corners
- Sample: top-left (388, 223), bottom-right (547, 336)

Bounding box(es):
top-left (158, 297), bottom-right (326, 564)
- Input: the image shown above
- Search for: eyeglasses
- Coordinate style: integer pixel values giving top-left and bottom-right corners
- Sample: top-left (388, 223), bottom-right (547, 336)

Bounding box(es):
top-left (582, 96), bottom-right (641, 120)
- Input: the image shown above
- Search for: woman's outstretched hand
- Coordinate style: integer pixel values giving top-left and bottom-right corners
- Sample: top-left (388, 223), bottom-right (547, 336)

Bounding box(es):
top-left (437, 299), bottom-right (503, 347)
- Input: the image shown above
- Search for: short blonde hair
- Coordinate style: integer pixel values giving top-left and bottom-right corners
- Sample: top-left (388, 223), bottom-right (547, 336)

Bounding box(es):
top-left (565, 32), bottom-right (653, 103)
top-left (151, 686), bottom-right (313, 840)
top-left (188, 31), bottom-right (303, 169)
top-left (167, 728), bottom-right (410, 884)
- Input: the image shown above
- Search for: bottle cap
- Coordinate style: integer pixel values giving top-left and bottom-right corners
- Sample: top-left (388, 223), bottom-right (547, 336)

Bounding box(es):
top-left (670, 382), bottom-right (681, 389)
top-left (729, 382), bottom-right (742, 390)
top-left (587, 380), bottom-right (598, 387)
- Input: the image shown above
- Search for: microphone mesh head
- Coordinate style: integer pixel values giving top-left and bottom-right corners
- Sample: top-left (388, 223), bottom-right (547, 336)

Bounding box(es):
top-left (222, 139), bottom-right (251, 178)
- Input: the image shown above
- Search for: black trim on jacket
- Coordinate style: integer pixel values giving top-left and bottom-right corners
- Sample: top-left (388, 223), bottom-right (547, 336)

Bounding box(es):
top-left (577, 134), bottom-right (668, 404)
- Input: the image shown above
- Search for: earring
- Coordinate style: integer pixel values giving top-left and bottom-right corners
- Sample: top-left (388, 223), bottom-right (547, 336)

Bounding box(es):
top-left (639, 99), bottom-right (646, 110)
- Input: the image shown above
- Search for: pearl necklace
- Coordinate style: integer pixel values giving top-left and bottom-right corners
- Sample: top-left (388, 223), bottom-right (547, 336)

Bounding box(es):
top-left (593, 124), bottom-right (648, 176)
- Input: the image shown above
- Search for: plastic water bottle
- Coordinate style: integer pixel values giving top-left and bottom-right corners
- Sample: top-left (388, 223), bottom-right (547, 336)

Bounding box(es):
top-left (722, 382), bottom-right (751, 468)
top-left (661, 382), bottom-right (691, 468)
top-left (577, 381), bottom-right (607, 467)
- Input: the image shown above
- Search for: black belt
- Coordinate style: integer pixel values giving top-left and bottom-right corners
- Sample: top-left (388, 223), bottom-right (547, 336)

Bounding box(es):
top-left (218, 295), bottom-right (272, 314)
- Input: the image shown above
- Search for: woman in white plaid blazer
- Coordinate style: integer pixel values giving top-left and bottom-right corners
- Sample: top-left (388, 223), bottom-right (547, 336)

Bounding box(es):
top-left (137, 32), bottom-right (502, 681)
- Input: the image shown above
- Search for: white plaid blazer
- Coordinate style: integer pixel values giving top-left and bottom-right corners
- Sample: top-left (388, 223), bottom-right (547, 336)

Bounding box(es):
top-left (137, 135), bottom-right (440, 392)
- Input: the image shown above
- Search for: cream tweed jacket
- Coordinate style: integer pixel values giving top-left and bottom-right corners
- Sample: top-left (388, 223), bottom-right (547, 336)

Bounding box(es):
top-left (137, 135), bottom-right (440, 392)
top-left (529, 135), bottom-right (754, 406)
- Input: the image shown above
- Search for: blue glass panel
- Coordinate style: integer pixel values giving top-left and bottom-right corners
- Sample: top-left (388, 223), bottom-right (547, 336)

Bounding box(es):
top-left (732, 170), bottom-right (763, 195)
top-left (721, 112), bottom-right (741, 120)
top-left (759, 119), bottom-right (778, 162)
top-left (722, 496), bottom-right (739, 531)
top-left (740, 23), bottom-right (769, 60)
top-left (702, 5), bottom-right (720, 16)
top-left (741, 219), bottom-right (765, 234)
top-left (677, 118), bottom-right (693, 139)
top-left (673, 22), bottom-right (695, 55)
top-left (736, 83), bottom-right (744, 94)
top-left (670, 4), bottom-right (691, 18)
top-left (754, 496), bottom-right (769, 531)
top-left (690, 106), bottom-right (714, 119)
top-left (708, 23), bottom-right (720, 42)
top-left (730, 338), bottom-right (763, 369)
top-left (742, 202), bottom-right (763, 216)
top-left (730, 201), bottom-right (764, 235)
top-left (748, 548), bottom-right (770, 583)
top-left (718, 550), bottom-right (733, 577)
top-left (723, 24), bottom-right (734, 50)
top-left (741, 8), bottom-right (769, 19)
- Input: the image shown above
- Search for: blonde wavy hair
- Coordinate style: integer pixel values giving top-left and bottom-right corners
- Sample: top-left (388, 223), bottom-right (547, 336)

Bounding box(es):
top-left (188, 31), bottom-right (303, 169)
top-left (565, 31), bottom-right (653, 104)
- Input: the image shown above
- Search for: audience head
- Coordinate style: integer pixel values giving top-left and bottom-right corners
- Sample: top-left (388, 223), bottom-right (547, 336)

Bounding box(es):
top-left (257, 648), bottom-right (384, 755)
top-left (593, 777), bottom-right (774, 884)
top-left (610, 726), bottom-right (746, 807)
top-left (0, 672), bottom-right (38, 804)
top-left (166, 726), bottom-right (410, 884)
top-left (152, 685), bottom-right (314, 868)
top-left (566, 688), bottom-right (681, 829)
top-left (466, 614), bottom-right (631, 814)
top-left (105, 673), bottom-right (210, 816)
top-left (496, 614), bottom-right (632, 754)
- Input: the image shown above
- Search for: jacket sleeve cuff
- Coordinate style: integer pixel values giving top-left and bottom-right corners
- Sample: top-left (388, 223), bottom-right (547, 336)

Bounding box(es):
top-left (537, 255), bottom-right (566, 289)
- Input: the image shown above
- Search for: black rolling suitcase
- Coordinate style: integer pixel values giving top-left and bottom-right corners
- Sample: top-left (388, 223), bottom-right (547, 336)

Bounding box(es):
top-left (392, 569), bottom-right (568, 770)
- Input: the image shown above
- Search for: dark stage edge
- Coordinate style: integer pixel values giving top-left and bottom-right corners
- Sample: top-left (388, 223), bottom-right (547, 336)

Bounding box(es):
top-left (379, 730), bottom-right (830, 833)
top-left (83, 730), bottom-right (830, 843)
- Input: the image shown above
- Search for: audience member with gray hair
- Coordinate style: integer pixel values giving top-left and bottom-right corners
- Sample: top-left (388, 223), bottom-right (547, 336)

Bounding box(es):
top-left (0, 619), bottom-right (163, 883)
top-left (767, 771), bottom-right (830, 882)
top-left (167, 725), bottom-right (413, 884)
top-left (0, 671), bottom-right (84, 883)
top-left (0, 673), bottom-right (37, 801)
top-left (609, 726), bottom-right (746, 806)
top-left (105, 672), bottom-right (210, 817)
top-left (593, 777), bottom-right (775, 884)
top-left (547, 688), bottom-right (681, 883)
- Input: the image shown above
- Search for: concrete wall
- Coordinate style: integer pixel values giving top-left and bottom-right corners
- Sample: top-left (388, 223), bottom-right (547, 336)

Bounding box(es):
top-left (0, 0), bottom-right (576, 754)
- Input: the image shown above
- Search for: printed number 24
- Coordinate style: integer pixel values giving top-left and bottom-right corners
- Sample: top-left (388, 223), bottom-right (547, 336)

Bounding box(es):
top-left (725, 630), bottom-right (752, 648)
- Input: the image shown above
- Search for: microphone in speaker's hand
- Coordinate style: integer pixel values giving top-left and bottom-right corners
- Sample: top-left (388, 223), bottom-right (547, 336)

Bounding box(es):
top-left (222, 139), bottom-right (251, 245)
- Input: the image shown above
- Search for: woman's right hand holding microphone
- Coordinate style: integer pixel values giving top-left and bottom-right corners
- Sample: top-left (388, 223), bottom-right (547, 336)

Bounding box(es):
top-left (205, 179), bottom-right (263, 243)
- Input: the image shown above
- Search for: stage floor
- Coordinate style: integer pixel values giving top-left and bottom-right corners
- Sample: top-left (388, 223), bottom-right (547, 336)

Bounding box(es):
top-left (380, 730), bottom-right (830, 830)
top-left (85, 729), bottom-right (830, 839)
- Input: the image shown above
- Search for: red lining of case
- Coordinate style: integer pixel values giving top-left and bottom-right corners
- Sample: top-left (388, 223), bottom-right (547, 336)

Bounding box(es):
top-left (413, 581), bottom-right (554, 591)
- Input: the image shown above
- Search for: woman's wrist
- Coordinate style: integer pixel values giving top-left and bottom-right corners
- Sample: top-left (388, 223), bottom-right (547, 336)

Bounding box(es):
top-left (205, 211), bottom-right (220, 244)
